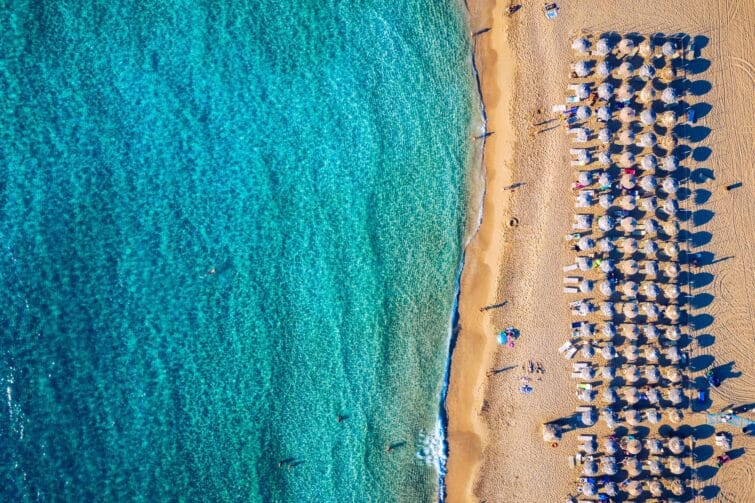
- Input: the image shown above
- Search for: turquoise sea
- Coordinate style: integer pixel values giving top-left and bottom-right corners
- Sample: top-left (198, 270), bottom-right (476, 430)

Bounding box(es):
top-left (0, 1), bottom-right (478, 500)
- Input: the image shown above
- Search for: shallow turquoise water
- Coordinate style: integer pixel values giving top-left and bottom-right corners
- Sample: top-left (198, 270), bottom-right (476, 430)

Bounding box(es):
top-left (0, 1), bottom-right (476, 500)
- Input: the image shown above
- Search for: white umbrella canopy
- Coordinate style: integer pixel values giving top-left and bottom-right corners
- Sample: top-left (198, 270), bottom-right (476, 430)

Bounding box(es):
top-left (624, 385), bottom-right (640, 403)
top-left (647, 438), bottom-right (664, 455)
top-left (671, 478), bottom-right (685, 496)
top-left (601, 301), bottom-right (615, 316)
top-left (664, 241), bottom-right (679, 257)
top-left (618, 37), bottom-right (636, 55)
top-left (662, 87), bottom-right (679, 104)
top-left (601, 345), bottom-right (617, 360)
top-left (643, 302), bottom-right (660, 319)
top-left (663, 198), bottom-right (679, 215)
top-left (668, 436), bottom-right (685, 454)
top-left (645, 365), bottom-right (661, 383)
top-left (598, 127), bottom-right (612, 144)
top-left (621, 216), bottom-right (637, 232)
top-left (644, 239), bottom-right (659, 255)
top-left (602, 386), bottom-right (618, 403)
top-left (600, 259), bottom-right (615, 273)
top-left (620, 195), bottom-right (637, 211)
top-left (575, 83), bottom-right (591, 100)
top-left (641, 155), bottom-right (657, 171)
top-left (639, 63), bottom-right (656, 80)
top-left (641, 196), bottom-right (657, 212)
top-left (577, 256), bottom-right (592, 271)
top-left (576, 191), bottom-right (593, 207)
top-left (640, 108), bottom-right (657, 126)
top-left (662, 155), bottom-right (679, 172)
top-left (622, 280), bottom-right (639, 297)
top-left (597, 82), bottom-right (614, 100)
top-left (623, 364), bottom-right (640, 382)
top-left (598, 172), bottom-right (612, 187)
top-left (620, 151), bottom-right (636, 167)
top-left (621, 173), bottom-right (636, 189)
top-left (668, 386), bottom-right (684, 405)
top-left (664, 220), bottom-right (679, 238)
top-left (603, 321), bottom-right (616, 338)
top-left (602, 407), bottom-right (618, 428)
top-left (665, 284), bottom-right (681, 299)
top-left (617, 61), bottom-right (635, 80)
top-left (640, 175), bottom-right (658, 192)
top-left (574, 214), bottom-right (592, 229)
top-left (626, 409), bottom-right (642, 426)
top-left (601, 457), bottom-right (618, 475)
top-left (581, 409), bottom-right (595, 426)
top-left (664, 262), bottom-right (680, 278)
top-left (577, 171), bottom-right (592, 186)
top-left (599, 194), bottom-right (613, 209)
top-left (617, 83), bottom-right (634, 102)
top-left (669, 457), bottom-right (686, 475)
top-left (581, 480), bottom-right (598, 498)
top-left (578, 236), bottom-right (594, 251)
top-left (576, 105), bottom-right (591, 120)
top-left (639, 132), bottom-right (657, 148)
top-left (619, 128), bottom-right (636, 145)
top-left (574, 60), bottom-right (591, 77)
top-left (639, 39), bottom-right (655, 58)
top-left (595, 38), bottom-right (611, 57)
top-left (662, 110), bottom-right (678, 127)
top-left (619, 106), bottom-right (636, 123)
top-left (598, 150), bottom-right (612, 166)
top-left (542, 423), bottom-right (562, 442)
top-left (596, 60), bottom-right (612, 78)
top-left (572, 37), bottom-right (591, 53)
top-left (621, 237), bottom-right (638, 253)
top-left (648, 458), bottom-right (663, 474)
top-left (668, 408), bottom-right (683, 424)
top-left (625, 437), bottom-right (643, 455)
top-left (666, 345), bottom-right (681, 363)
top-left (660, 65), bottom-right (677, 83)
top-left (645, 219), bottom-right (659, 235)
top-left (572, 127), bottom-right (589, 142)
top-left (639, 85), bottom-right (656, 103)
top-left (582, 460), bottom-right (599, 476)
top-left (644, 282), bottom-right (660, 299)
top-left (646, 387), bottom-right (661, 403)
top-left (645, 346), bottom-right (660, 363)
top-left (581, 343), bottom-right (595, 358)
top-left (666, 325), bottom-right (681, 341)
top-left (580, 365), bottom-right (595, 379)
top-left (598, 237), bottom-right (614, 253)
top-left (666, 304), bottom-right (681, 321)
top-left (579, 279), bottom-right (594, 293)
top-left (623, 344), bottom-right (639, 361)
top-left (574, 299), bottom-right (591, 315)
top-left (662, 40), bottom-right (678, 57)
top-left (626, 479), bottom-right (643, 497)
top-left (598, 215), bottom-right (615, 232)
top-left (663, 177), bottom-right (678, 193)
top-left (621, 258), bottom-right (638, 274)
top-left (596, 105), bottom-right (612, 122)
top-left (645, 324), bottom-right (660, 340)
top-left (601, 364), bottom-right (614, 377)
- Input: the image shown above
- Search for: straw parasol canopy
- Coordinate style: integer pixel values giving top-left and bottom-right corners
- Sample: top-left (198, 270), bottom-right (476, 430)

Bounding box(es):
top-left (665, 284), bottom-right (680, 299)
top-left (572, 37), bottom-right (591, 53)
top-left (645, 219), bottom-right (659, 235)
top-left (664, 242), bottom-right (679, 257)
top-left (601, 457), bottom-right (618, 475)
top-left (662, 40), bottom-right (678, 57)
top-left (620, 150), bottom-right (636, 167)
top-left (623, 344), bottom-right (639, 362)
top-left (619, 107), bottom-right (636, 123)
top-left (598, 127), bottom-right (612, 144)
top-left (660, 65), bottom-right (677, 83)
top-left (602, 386), bottom-right (618, 404)
top-left (668, 387), bottom-right (684, 405)
top-left (598, 150), bottom-right (612, 166)
top-left (577, 236), bottom-right (594, 251)
top-left (671, 478), bottom-right (685, 496)
top-left (666, 304), bottom-right (681, 321)
top-left (617, 61), bottom-right (635, 79)
top-left (574, 214), bottom-right (592, 230)
top-left (618, 37), bottom-right (636, 55)
top-left (647, 387), bottom-right (661, 404)
top-left (626, 409), bottom-right (642, 426)
top-left (598, 215), bottom-right (615, 232)
top-left (662, 87), bottom-right (679, 104)
top-left (581, 343), bottom-right (595, 358)
top-left (666, 345), bottom-right (681, 363)
top-left (542, 423), bottom-right (562, 442)
top-left (623, 364), bottom-right (640, 382)
top-left (621, 258), bottom-right (639, 275)
top-left (581, 409), bottom-right (595, 426)
top-left (597, 60), bottom-right (612, 78)
top-left (605, 482), bottom-right (619, 498)
top-left (646, 366), bottom-right (660, 383)
top-left (623, 302), bottom-right (639, 320)
top-left (644, 239), bottom-right (659, 255)
top-left (600, 259), bottom-right (615, 273)
top-left (639, 85), bottom-right (656, 103)
top-left (625, 459), bottom-right (642, 480)
top-left (598, 238), bottom-right (614, 253)
top-left (666, 367), bottom-right (683, 384)
top-left (648, 459), bottom-right (663, 475)
top-left (639, 132), bottom-right (657, 148)
top-left (666, 325), bottom-right (681, 341)
top-left (668, 408), bottom-right (683, 424)
top-left (664, 262), bottom-right (680, 279)
top-left (618, 128), bottom-right (635, 146)
top-left (576, 191), bottom-right (592, 207)
top-left (662, 155), bottom-right (679, 172)
top-left (595, 38), bottom-right (611, 57)
top-left (574, 60), bottom-right (591, 77)
top-left (645, 324), bottom-right (660, 340)
top-left (643, 302), bottom-right (660, 319)
top-left (577, 256), bottom-right (592, 271)
top-left (669, 456), bottom-right (686, 475)
top-left (649, 479), bottom-right (664, 497)
top-left (626, 437), bottom-right (642, 455)
top-left (576, 105), bottom-right (591, 120)
top-left (621, 216), bottom-right (637, 233)
top-left (641, 196), bottom-right (657, 212)
top-left (620, 195), bottom-right (637, 211)
top-left (577, 171), bottom-right (592, 186)
top-left (647, 408), bottom-right (661, 424)
top-left (602, 407), bottom-right (617, 428)
top-left (622, 323), bottom-right (639, 340)
top-left (639, 38), bottom-right (655, 57)
top-left (641, 109), bottom-right (657, 126)
top-left (639, 63), bottom-right (656, 80)
top-left (617, 83), bottom-right (634, 102)
top-left (640, 177), bottom-right (658, 192)
top-left (663, 177), bottom-right (679, 194)
top-left (661, 132), bottom-right (679, 151)
top-left (582, 460), bottom-right (598, 476)
top-left (640, 154), bottom-right (658, 170)
top-left (663, 198), bottom-right (679, 216)
top-left (645, 346), bottom-right (660, 363)
top-left (622, 280), bottom-right (639, 297)
top-left (598, 82), bottom-right (614, 100)
top-left (601, 365), bottom-right (615, 378)
top-left (602, 345), bottom-right (617, 361)
top-left (662, 110), bottom-right (677, 127)
top-left (645, 259), bottom-right (659, 277)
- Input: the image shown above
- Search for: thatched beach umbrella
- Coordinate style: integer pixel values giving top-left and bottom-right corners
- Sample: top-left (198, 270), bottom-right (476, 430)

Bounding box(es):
top-left (671, 478), bottom-right (685, 496)
top-left (623, 364), bottom-right (640, 383)
top-left (620, 150), bottom-right (636, 167)
top-left (646, 365), bottom-right (661, 383)
top-left (577, 256), bottom-right (593, 271)
top-left (645, 346), bottom-right (660, 363)
top-left (622, 323), bottom-right (639, 340)
top-left (624, 302), bottom-right (639, 320)
top-left (645, 324), bottom-right (660, 340)
top-left (641, 196), bottom-right (657, 212)
top-left (619, 107), bottom-right (636, 123)
top-left (602, 322), bottom-right (616, 338)
top-left (639, 85), bottom-right (656, 104)
top-left (662, 155), bottom-right (679, 174)
top-left (660, 65), bottom-right (677, 83)
top-left (645, 219), bottom-right (659, 235)
top-left (665, 284), bottom-right (680, 299)
top-left (668, 387), bottom-right (684, 405)
top-left (664, 262), bottom-right (680, 279)
top-left (578, 236), bottom-right (594, 251)
top-left (663, 177), bottom-right (679, 194)
top-left (598, 215), bottom-right (615, 232)
top-left (666, 367), bottom-right (683, 384)
top-left (666, 304), bottom-right (681, 321)
top-left (619, 128), bottom-right (635, 145)
top-left (666, 325), bottom-right (681, 341)
top-left (598, 237), bottom-right (614, 253)
top-left (598, 127), bottom-right (612, 144)
top-left (599, 281), bottom-right (614, 298)
top-left (617, 83), bottom-right (634, 102)
top-left (602, 407), bottom-right (617, 428)
top-left (624, 344), bottom-right (639, 362)
top-left (640, 154), bottom-right (658, 170)
top-left (641, 108), bottom-right (657, 126)
top-left (669, 456), bottom-right (685, 475)
top-left (598, 82), bottom-right (614, 100)
top-left (647, 408), bottom-right (661, 424)
top-left (639, 63), bottom-right (656, 81)
top-left (662, 110), bottom-right (678, 127)
top-left (618, 37), bottom-right (636, 55)
top-left (668, 408), bottom-right (683, 424)
top-left (574, 60), bottom-right (591, 77)
top-left (625, 459), bottom-right (642, 479)
top-left (575, 83), bottom-right (591, 100)
top-left (572, 37), bottom-right (590, 53)
top-left (542, 423), bottom-right (562, 442)
top-left (621, 174), bottom-right (636, 190)
top-left (622, 280), bottom-right (639, 298)
top-left (648, 458), bottom-right (663, 475)
top-left (663, 198), bottom-right (679, 216)
top-left (604, 436), bottom-right (619, 454)
top-left (644, 282), bottom-right (660, 299)
top-left (600, 259), bottom-right (615, 273)
top-left (602, 386), bottom-right (618, 404)
top-left (626, 437), bottom-right (643, 455)
top-left (596, 62), bottom-right (611, 80)
top-left (580, 366), bottom-right (595, 380)
top-left (580, 322), bottom-right (595, 338)
top-left (621, 216), bottom-right (637, 233)
top-left (649, 479), bottom-right (664, 497)
top-left (621, 237), bottom-right (638, 255)
top-left (644, 239), bottom-right (659, 255)
top-left (639, 39), bottom-right (655, 58)
top-left (643, 302), bottom-right (660, 319)
top-left (595, 38), bottom-right (611, 57)
top-left (666, 345), bottom-right (681, 363)
top-left (662, 87), bottom-right (679, 104)
top-left (639, 131), bottom-right (657, 148)
top-left (621, 258), bottom-right (639, 274)
top-left (640, 172), bottom-right (657, 189)
top-left (661, 133), bottom-right (678, 150)
top-left (620, 195), bottom-right (637, 211)
top-left (617, 61), bottom-right (635, 81)
top-left (647, 387), bottom-right (661, 404)
top-left (664, 242), bottom-right (679, 257)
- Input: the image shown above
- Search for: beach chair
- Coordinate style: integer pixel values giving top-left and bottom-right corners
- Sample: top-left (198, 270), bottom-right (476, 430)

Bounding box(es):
top-left (544, 2), bottom-right (559, 19)
top-left (563, 263), bottom-right (578, 271)
top-left (558, 342), bottom-right (573, 354)
top-left (564, 287), bottom-right (579, 293)
top-left (564, 277), bottom-right (580, 284)
top-left (573, 363), bottom-right (588, 370)
top-left (577, 434), bottom-right (594, 442)
top-left (565, 346), bottom-right (578, 359)
top-left (552, 104), bottom-right (567, 113)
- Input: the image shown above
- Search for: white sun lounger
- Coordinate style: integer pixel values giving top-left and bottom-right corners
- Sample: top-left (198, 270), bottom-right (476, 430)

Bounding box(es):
top-left (563, 264), bottom-right (578, 272)
top-left (558, 342), bottom-right (573, 353)
top-left (570, 372), bottom-right (584, 379)
top-left (578, 434), bottom-right (594, 441)
top-left (573, 362), bottom-right (588, 370)
top-left (564, 287), bottom-right (579, 293)
top-left (552, 104), bottom-right (567, 113)
top-left (565, 346), bottom-right (578, 359)
top-left (563, 277), bottom-right (580, 284)
top-left (570, 159), bottom-right (587, 166)
top-left (576, 406), bottom-right (593, 413)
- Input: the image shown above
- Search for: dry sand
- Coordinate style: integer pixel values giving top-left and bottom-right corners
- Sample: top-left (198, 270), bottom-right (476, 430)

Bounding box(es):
top-left (446, 0), bottom-right (754, 501)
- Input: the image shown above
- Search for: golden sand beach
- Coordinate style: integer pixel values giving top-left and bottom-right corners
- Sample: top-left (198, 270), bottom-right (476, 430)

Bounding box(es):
top-left (447, 0), bottom-right (754, 501)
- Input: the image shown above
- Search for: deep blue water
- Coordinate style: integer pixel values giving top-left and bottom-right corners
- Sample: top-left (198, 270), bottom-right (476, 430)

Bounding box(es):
top-left (0, 1), bottom-right (476, 500)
